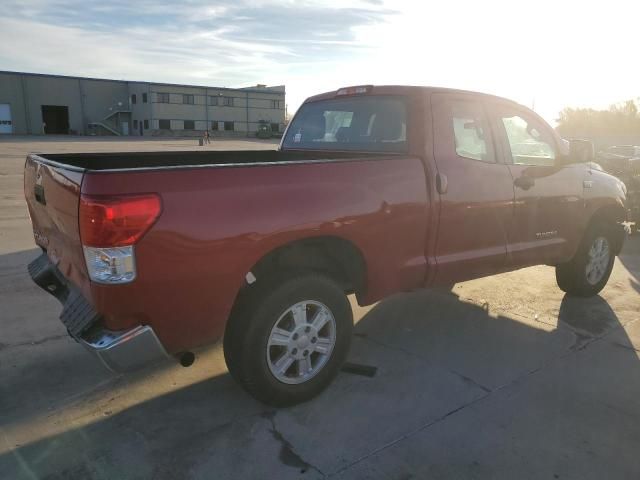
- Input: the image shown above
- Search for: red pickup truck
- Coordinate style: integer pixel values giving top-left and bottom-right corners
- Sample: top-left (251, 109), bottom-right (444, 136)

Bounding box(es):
top-left (25, 85), bottom-right (627, 406)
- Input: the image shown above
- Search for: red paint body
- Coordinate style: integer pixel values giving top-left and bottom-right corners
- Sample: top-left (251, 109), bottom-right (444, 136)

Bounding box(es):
top-left (24, 86), bottom-right (627, 354)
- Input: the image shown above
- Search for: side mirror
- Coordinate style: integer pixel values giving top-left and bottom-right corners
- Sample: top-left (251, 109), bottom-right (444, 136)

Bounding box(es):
top-left (569, 139), bottom-right (595, 163)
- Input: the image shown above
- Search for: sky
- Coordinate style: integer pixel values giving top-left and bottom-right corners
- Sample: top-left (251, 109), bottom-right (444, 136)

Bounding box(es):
top-left (1, 0), bottom-right (639, 124)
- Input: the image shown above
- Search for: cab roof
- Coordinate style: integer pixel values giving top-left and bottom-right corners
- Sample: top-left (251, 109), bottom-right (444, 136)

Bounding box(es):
top-left (304, 85), bottom-right (521, 107)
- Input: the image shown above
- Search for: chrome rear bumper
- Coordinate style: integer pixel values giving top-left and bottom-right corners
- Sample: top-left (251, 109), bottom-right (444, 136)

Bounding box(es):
top-left (28, 252), bottom-right (169, 373)
top-left (80, 325), bottom-right (170, 373)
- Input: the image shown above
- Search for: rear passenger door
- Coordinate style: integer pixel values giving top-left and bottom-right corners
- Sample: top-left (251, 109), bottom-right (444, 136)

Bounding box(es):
top-left (431, 93), bottom-right (515, 283)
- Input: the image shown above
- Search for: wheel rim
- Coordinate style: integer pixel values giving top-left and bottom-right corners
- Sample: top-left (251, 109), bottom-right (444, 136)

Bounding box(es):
top-left (585, 236), bottom-right (611, 285)
top-left (266, 300), bottom-right (337, 385)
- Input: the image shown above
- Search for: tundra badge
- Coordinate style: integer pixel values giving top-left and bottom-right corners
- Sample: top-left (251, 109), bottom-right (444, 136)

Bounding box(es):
top-left (536, 231), bottom-right (558, 239)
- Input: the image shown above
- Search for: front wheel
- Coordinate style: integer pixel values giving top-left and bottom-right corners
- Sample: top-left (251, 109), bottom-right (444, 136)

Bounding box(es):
top-left (556, 222), bottom-right (616, 297)
top-left (224, 273), bottom-right (353, 407)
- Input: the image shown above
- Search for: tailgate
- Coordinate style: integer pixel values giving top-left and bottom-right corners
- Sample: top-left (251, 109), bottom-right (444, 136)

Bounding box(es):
top-left (24, 154), bottom-right (90, 298)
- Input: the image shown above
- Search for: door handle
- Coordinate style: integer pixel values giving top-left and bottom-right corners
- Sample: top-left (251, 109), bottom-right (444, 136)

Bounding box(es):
top-left (436, 173), bottom-right (448, 194)
top-left (514, 176), bottom-right (535, 190)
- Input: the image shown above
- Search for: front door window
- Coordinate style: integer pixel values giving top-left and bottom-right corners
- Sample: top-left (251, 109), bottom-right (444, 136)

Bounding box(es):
top-left (500, 114), bottom-right (556, 166)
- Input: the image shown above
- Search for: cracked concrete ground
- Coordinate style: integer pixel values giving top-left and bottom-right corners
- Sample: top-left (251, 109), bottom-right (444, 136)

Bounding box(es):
top-left (1, 137), bottom-right (639, 479)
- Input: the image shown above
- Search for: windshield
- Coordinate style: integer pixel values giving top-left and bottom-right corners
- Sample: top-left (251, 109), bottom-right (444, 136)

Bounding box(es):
top-left (282, 96), bottom-right (407, 153)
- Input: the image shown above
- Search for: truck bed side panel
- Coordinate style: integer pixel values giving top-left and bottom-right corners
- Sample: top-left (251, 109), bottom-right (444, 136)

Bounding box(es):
top-left (81, 157), bottom-right (430, 353)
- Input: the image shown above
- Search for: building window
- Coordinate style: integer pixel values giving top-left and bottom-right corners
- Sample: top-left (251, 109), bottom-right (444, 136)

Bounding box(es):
top-left (131, 94), bottom-right (137, 105)
top-left (270, 100), bottom-right (282, 109)
top-left (144, 119), bottom-right (149, 129)
top-left (159, 119), bottom-right (170, 130)
top-left (183, 120), bottom-right (195, 130)
top-left (211, 121), bottom-right (219, 131)
top-left (183, 94), bottom-right (195, 105)
top-left (209, 96), bottom-right (218, 106)
top-left (133, 119), bottom-right (138, 129)
top-left (270, 123), bottom-right (280, 133)
top-left (222, 96), bottom-right (234, 107)
top-left (157, 92), bottom-right (170, 103)
top-left (142, 93), bottom-right (148, 103)
top-left (224, 121), bottom-right (234, 131)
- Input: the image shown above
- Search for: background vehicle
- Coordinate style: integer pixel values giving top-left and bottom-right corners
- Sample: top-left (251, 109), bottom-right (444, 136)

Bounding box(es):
top-left (596, 145), bottom-right (640, 231)
top-left (25, 86), bottom-right (627, 406)
top-left (256, 122), bottom-right (273, 139)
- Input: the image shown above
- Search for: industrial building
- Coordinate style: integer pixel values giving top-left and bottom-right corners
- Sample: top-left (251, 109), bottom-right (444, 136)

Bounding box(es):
top-left (0, 71), bottom-right (285, 137)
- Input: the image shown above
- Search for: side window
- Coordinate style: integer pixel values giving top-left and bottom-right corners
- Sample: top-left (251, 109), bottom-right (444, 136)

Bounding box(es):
top-left (500, 113), bottom-right (556, 166)
top-left (451, 101), bottom-right (494, 163)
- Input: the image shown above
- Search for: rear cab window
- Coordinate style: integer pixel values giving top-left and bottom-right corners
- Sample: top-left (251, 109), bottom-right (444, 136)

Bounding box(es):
top-left (282, 96), bottom-right (407, 153)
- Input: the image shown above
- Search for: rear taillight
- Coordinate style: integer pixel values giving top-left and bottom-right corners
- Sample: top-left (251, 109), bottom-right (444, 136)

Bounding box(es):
top-left (79, 194), bottom-right (162, 284)
top-left (80, 194), bottom-right (162, 247)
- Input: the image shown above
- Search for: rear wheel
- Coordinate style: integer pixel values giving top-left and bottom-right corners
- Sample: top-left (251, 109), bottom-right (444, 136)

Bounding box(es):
top-left (556, 221), bottom-right (616, 297)
top-left (224, 273), bottom-right (353, 406)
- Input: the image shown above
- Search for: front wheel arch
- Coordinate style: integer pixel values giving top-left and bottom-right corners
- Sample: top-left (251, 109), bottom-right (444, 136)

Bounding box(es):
top-left (584, 204), bottom-right (626, 255)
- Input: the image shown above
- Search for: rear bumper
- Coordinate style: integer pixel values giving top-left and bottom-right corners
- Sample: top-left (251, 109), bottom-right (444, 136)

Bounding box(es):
top-left (28, 252), bottom-right (169, 372)
top-left (80, 324), bottom-right (169, 372)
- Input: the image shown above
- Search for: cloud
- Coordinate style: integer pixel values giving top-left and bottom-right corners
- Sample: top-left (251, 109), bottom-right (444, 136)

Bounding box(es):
top-left (1, 0), bottom-right (639, 122)
top-left (0, 0), bottom-right (394, 108)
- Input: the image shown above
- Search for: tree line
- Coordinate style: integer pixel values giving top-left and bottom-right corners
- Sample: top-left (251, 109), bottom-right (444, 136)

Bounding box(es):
top-left (555, 99), bottom-right (640, 138)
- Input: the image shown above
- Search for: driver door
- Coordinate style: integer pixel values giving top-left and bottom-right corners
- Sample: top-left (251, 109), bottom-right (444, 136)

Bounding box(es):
top-left (488, 101), bottom-right (585, 267)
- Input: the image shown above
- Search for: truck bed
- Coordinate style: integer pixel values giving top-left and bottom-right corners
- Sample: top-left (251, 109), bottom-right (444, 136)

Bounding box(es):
top-left (36, 149), bottom-right (392, 171)
top-left (25, 148), bottom-right (430, 354)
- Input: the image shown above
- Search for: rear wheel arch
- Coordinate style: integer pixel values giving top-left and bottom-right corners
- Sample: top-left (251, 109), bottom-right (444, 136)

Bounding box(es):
top-left (223, 235), bottom-right (366, 346)
top-left (246, 236), bottom-right (368, 299)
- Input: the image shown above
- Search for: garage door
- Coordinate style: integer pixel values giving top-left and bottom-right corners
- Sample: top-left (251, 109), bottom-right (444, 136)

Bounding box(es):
top-left (0, 104), bottom-right (12, 134)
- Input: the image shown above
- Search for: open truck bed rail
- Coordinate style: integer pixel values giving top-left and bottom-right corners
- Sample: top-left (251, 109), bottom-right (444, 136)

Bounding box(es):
top-left (32, 150), bottom-right (393, 172)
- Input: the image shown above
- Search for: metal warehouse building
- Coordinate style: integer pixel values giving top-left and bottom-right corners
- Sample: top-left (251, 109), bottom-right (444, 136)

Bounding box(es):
top-left (0, 71), bottom-right (285, 137)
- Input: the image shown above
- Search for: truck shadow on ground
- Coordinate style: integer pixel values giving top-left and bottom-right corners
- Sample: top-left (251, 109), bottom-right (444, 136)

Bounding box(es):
top-left (1, 248), bottom-right (639, 479)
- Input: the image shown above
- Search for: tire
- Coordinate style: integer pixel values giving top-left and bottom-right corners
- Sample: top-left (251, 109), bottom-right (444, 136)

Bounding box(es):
top-left (556, 221), bottom-right (616, 297)
top-left (223, 272), bottom-right (353, 407)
